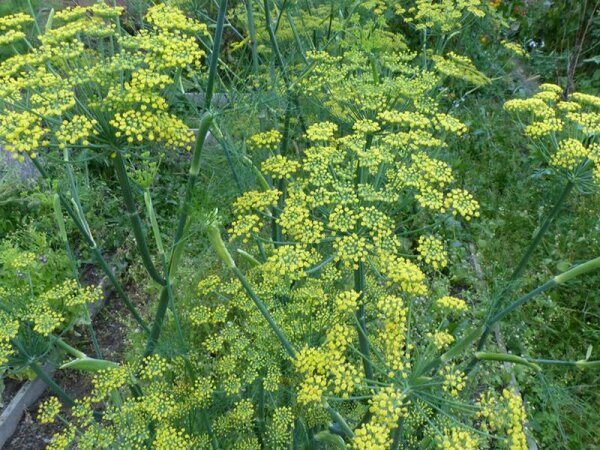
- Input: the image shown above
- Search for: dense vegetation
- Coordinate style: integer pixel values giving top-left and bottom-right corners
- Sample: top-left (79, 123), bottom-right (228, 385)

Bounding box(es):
top-left (0, 1), bottom-right (599, 449)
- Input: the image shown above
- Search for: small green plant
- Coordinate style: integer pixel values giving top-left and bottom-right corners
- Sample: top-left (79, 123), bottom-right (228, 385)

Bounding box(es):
top-left (0, 226), bottom-right (106, 406)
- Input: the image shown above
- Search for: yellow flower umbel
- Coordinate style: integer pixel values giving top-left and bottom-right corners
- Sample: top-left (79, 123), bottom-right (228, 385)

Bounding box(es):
top-left (437, 427), bottom-right (479, 450)
top-left (0, 4), bottom-right (205, 159)
top-left (37, 397), bottom-right (62, 424)
top-left (417, 235), bottom-right (448, 270)
top-left (405, 0), bottom-right (487, 33)
top-left (436, 295), bottom-right (469, 314)
top-left (432, 52), bottom-right (490, 86)
top-left (248, 129), bottom-right (283, 150)
top-left (505, 85), bottom-right (600, 187)
top-left (476, 388), bottom-right (528, 450)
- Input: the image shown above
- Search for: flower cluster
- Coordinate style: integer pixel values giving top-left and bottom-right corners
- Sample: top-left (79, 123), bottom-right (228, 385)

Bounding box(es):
top-left (432, 52), bottom-right (490, 86)
top-left (37, 397), bottom-right (62, 424)
top-left (501, 40), bottom-right (528, 57)
top-left (247, 130), bottom-right (282, 150)
top-left (405, 0), bottom-right (487, 33)
top-left (436, 295), bottom-right (469, 313)
top-left (417, 235), bottom-right (448, 270)
top-left (476, 389), bottom-right (528, 450)
top-left (505, 85), bottom-right (600, 187)
top-left (0, 4), bottom-right (205, 160)
top-left (0, 241), bottom-right (101, 371)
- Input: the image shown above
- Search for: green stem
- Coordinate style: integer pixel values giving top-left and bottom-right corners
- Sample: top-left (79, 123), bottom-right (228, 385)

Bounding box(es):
top-left (112, 152), bottom-right (165, 285)
top-left (244, 0), bottom-right (260, 76)
top-left (324, 401), bottom-right (354, 439)
top-left (91, 247), bottom-right (150, 334)
top-left (170, 113), bottom-right (213, 274)
top-left (205, 0), bottom-right (228, 109)
top-left (554, 255), bottom-right (600, 284)
top-left (144, 191), bottom-right (165, 257)
top-left (11, 339), bottom-right (73, 407)
top-left (391, 418), bottom-right (404, 450)
top-left (354, 262), bottom-right (373, 380)
top-left (233, 267), bottom-right (296, 358)
top-left (144, 115), bottom-right (214, 357)
top-left (30, 361), bottom-right (73, 406)
top-left (271, 100), bottom-right (292, 246)
top-left (162, 256), bottom-right (188, 355)
top-left (419, 326), bottom-right (483, 376)
top-left (257, 378), bottom-right (266, 435)
top-left (264, 0), bottom-right (292, 89)
top-left (507, 181), bottom-right (574, 284)
top-left (53, 336), bottom-right (87, 359)
top-left (474, 352), bottom-right (541, 371)
top-left (30, 156), bottom-right (149, 334)
top-left (353, 135), bottom-right (373, 380)
top-left (27, 0), bottom-right (42, 35)
top-left (208, 225), bottom-right (358, 438)
top-left (490, 255), bottom-right (600, 325)
top-left (545, 359), bottom-right (600, 369)
top-left (144, 288), bottom-right (170, 357)
top-left (476, 353), bottom-right (600, 370)
top-left (242, 156), bottom-right (271, 190)
top-left (206, 224), bottom-right (295, 356)
top-left (489, 279), bottom-right (556, 325)
top-left (478, 180), bottom-right (574, 351)
top-left (202, 410), bottom-right (220, 450)
top-left (468, 255), bottom-right (600, 373)
top-left (62, 150), bottom-right (103, 358)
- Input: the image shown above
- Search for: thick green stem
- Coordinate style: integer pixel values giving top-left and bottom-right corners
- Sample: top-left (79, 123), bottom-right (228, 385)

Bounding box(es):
top-left (490, 255), bottom-right (600, 325)
top-left (144, 115), bottom-right (214, 356)
top-left (264, 0), bottom-right (292, 89)
top-left (205, 0), bottom-right (228, 109)
top-left (554, 255), bottom-right (600, 284)
top-left (12, 339), bottom-right (74, 407)
top-left (244, 0), bottom-right (260, 75)
top-left (354, 262), bottom-right (373, 380)
top-left (207, 224), bottom-right (356, 438)
top-left (478, 180), bottom-right (574, 351)
top-left (30, 156), bottom-right (149, 334)
top-left (324, 401), bottom-right (354, 439)
top-left (54, 336), bottom-right (87, 359)
top-left (112, 152), bottom-right (165, 285)
top-left (474, 352), bottom-right (541, 371)
top-left (233, 267), bottom-right (296, 358)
